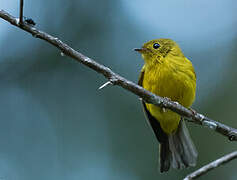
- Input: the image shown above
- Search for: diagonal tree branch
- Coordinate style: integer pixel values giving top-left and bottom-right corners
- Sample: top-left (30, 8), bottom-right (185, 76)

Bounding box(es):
top-left (0, 9), bottom-right (237, 141)
top-left (184, 151), bottom-right (237, 180)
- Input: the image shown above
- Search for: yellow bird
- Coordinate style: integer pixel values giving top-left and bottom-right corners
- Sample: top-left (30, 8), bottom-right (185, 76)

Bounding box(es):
top-left (135, 39), bottom-right (197, 172)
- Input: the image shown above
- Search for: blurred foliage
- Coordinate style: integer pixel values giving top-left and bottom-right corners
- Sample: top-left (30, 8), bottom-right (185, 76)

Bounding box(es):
top-left (0, 0), bottom-right (237, 180)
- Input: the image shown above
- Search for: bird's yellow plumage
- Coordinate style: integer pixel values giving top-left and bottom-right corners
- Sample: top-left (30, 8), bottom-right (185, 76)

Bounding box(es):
top-left (136, 39), bottom-right (197, 172)
top-left (138, 39), bottom-right (196, 134)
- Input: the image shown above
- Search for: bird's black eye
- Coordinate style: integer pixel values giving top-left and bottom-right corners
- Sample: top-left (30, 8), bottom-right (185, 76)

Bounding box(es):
top-left (153, 43), bottom-right (160, 49)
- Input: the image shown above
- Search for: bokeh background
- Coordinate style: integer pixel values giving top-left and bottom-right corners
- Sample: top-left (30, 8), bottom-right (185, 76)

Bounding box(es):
top-left (0, 0), bottom-right (237, 180)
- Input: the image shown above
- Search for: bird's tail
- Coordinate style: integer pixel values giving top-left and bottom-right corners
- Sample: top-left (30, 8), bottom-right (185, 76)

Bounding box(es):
top-left (159, 119), bottom-right (198, 172)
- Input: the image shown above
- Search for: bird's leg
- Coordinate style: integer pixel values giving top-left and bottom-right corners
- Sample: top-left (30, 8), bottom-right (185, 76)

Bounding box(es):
top-left (162, 97), bottom-right (171, 113)
top-left (162, 107), bottom-right (166, 113)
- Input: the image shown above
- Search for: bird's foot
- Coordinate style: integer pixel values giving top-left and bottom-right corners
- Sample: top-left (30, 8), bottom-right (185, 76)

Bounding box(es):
top-left (163, 97), bottom-right (171, 101)
top-left (161, 97), bottom-right (171, 113)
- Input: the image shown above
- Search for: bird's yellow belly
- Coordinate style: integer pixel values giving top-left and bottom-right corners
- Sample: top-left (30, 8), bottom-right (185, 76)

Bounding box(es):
top-left (143, 67), bottom-right (195, 134)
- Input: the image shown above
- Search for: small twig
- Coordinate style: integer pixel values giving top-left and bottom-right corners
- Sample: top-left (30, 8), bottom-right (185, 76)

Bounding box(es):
top-left (19, 0), bottom-right (24, 24)
top-left (0, 10), bottom-right (237, 141)
top-left (98, 81), bottom-right (113, 90)
top-left (184, 151), bottom-right (237, 180)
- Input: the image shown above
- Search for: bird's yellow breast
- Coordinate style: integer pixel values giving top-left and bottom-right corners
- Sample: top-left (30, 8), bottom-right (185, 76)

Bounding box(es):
top-left (142, 57), bottom-right (196, 134)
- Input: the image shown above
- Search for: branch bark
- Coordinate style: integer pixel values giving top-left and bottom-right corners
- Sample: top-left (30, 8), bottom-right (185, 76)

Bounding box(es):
top-left (184, 151), bottom-right (237, 180)
top-left (0, 10), bottom-right (237, 141)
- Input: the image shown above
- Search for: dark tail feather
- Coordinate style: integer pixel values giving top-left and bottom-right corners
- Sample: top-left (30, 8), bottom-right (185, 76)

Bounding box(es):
top-left (141, 101), bottom-right (197, 171)
top-left (159, 142), bottom-right (171, 172)
top-left (168, 119), bottom-right (198, 169)
top-left (159, 119), bottom-right (197, 172)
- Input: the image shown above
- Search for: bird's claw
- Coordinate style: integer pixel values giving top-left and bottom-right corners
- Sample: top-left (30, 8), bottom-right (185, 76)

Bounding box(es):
top-left (162, 107), bottom-right (166, 113)
top-left (163, 97), bottom-right (171, 101)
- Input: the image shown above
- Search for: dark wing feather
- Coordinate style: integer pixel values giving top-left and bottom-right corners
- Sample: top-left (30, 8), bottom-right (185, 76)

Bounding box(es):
top-left (138, 66), bottom-right (168, 143)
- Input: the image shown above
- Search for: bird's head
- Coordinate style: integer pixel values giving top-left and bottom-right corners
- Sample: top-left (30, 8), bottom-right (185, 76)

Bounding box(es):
top-left (135, 39), bottom-right (183, 64)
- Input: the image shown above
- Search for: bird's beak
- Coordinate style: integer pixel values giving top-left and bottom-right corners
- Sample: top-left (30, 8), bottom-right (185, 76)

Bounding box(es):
top-left (134, 48), bottom-right (148, 53)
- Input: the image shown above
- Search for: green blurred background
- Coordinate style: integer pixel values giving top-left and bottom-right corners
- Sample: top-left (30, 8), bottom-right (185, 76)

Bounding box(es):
top-left (0, 0), bottom-right (237, 179)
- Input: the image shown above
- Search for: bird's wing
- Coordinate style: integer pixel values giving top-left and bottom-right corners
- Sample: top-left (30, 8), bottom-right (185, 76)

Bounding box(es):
top-left (138, 66), bottom-right (167, 143)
